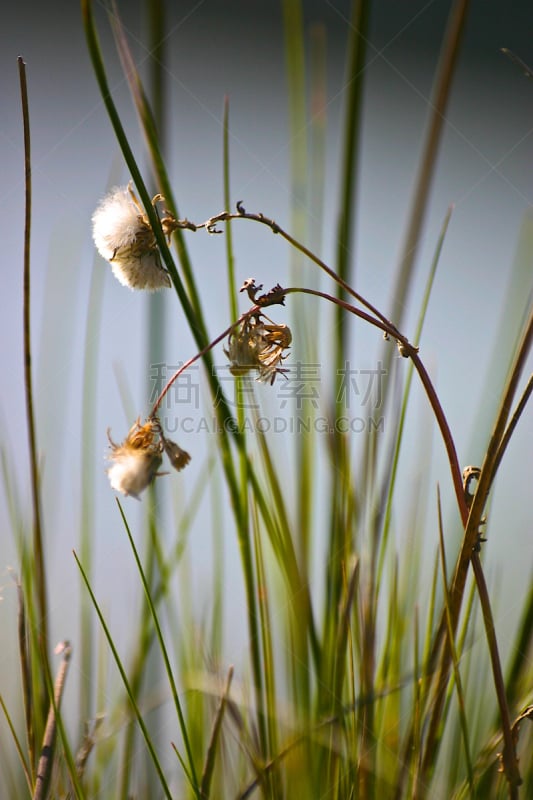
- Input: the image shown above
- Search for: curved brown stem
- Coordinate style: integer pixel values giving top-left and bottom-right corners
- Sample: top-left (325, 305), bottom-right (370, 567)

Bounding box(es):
top-left (421, 308), bottom-right (533, 793)
top-left (196, 208), bottom-right (400, 332)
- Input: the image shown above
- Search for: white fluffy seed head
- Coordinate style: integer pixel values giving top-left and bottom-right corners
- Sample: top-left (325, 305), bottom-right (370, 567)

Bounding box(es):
top-left (107, 449), bottom-right (163, 499)
top-left (106, 418), bottom-right (163, 498)
top-left (92, 185), bottom-right (171, 291)
top-left (92, 185), bottom-right (143, 259)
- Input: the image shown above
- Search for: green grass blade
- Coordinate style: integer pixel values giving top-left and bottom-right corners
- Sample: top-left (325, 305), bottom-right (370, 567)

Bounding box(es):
top-left (15, 578), bottom-right (35, 784)
top-left (308, 23), bottom-right (326, 257)
top-left (0, 694), bottom-right (32, 796)
top-left (73, 550), bottom-right (174, 800)
top-left (467, 211), bottom-right (533, 459)
top-left (252, 509), bottom-right (280, 795)
top-left (375, 205), bottom-right (453, 598)
top-left (248, 424), bottom-right (320, 672)
top-left (199, 666), bottom-right (234, 799)
top-left (79, 251), bottom-right (105, 737)
top-left (334, 0), bottom-right (370, 295)
top-left (223, 97), bottom-right (238, 321)
top-left (115, 500), bottom-right (200, 795)
top-left (505, 570), bottom-right (533, 710)
top-left (281, 0), bottom-right (308, 279)
top-left (389, 0), bottom-right (470, 326)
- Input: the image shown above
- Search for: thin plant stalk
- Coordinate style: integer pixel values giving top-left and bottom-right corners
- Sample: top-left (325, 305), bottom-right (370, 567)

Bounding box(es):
top-left (435, 487), bottom-right (474, 797)
top-left (18, 55), bottom-right (49, 684)
top-left (33, 643), bottom-right (72, 800)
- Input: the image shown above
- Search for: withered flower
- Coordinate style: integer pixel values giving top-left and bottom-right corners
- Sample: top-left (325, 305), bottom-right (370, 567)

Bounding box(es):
top-left (224, 314), bottom-right (292, 385)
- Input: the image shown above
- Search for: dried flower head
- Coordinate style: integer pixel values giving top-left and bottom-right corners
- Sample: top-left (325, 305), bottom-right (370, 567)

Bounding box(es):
top-left (92, 183), bottom-right (179, 290)
top-left (224, 314), bottom-right (292, 384)
top-left (106, 416), bottom-right (191, 498)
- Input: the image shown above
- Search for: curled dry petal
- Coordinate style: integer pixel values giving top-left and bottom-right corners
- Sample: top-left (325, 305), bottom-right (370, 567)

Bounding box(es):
top-left (163, 439), bottom-right (192, 472)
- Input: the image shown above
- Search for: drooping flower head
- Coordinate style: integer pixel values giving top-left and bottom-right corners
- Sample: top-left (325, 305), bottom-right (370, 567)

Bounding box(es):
top-left (92, 183), bottom-right (179, 290)
top-left (106, 417), bottom-right (190, 498)
top-left (224, 313), bottom-right (292, 385)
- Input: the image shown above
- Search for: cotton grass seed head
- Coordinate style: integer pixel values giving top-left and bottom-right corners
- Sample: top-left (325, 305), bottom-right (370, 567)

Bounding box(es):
top-left (106, 416), bottom-right (190, 498)
top-left (92, 183), bottom-right (178, 291)
top-left (107, 418), bottom-right (163, 498)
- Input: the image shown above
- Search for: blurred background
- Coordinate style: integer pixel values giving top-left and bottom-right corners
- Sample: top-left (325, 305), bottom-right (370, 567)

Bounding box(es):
top-left (1, 0), bottom-right (532, 780)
